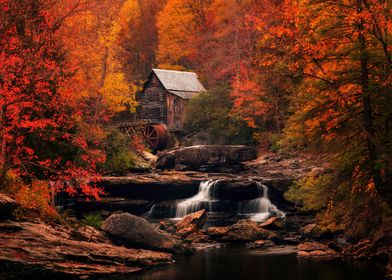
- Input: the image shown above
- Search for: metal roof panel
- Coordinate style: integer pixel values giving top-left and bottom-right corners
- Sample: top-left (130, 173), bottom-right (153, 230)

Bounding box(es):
top-left (152, 68), bottom-right (206, 92)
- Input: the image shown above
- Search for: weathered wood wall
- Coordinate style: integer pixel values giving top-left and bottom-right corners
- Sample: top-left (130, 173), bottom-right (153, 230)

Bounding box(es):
top-left (141, 73), bottom-right (189, 130)
top-left (141, 74), bottom-right (166, 123)
top-left (166, 93), bottom-right (188, 130)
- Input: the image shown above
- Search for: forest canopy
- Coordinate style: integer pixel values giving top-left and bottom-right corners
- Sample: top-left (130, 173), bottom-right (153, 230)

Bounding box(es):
top-left (0, 0), bottom-right (391, 239)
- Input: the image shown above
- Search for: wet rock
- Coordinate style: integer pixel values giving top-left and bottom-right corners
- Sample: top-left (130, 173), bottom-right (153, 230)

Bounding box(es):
top-left (0, 220), bottom-right (172, 278)
top-left (71, 197), bottom-right (153, 217)
top-left (298, 242), bottom-right (339, 260)
top-left (207, 220), bottom-right (280, 243)
top-left (300, 223), bottom-right (317, 235)
top-left (343, 239), bottom-right (372, 259)
top-left (156, 145), bottom-right (257, 172)
top-left (207, 226), bottom-right (229, 238)
top-left (69, 225), bottom-right (109, 244)
top-left (213, 180), bottom-right (264, 201)
top-left (246, 240), bottom-right (276, 248)
top-left (223, 220), bottom-right (277, 242)
top-left (101, 213), bottom-right (191, 254)
top-left (99, 175), bottom-right (200, 201)
top-left (175, 209), bottom-right (207, 237)
top-left (192, 242), bottom-right (224, 251)
top-left (261, 217), bottom-right (285, 231)
top-left (184, 231), bottom-right (211, 243)
top-left (0, 194), bottom-right (18, 219)
top-left (300, 223), bottom-right (333, 239)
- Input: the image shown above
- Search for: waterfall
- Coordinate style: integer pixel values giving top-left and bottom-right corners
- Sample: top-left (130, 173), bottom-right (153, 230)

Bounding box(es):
top-left (142, 204), bottom-right (156, 218)
top-left (239, 182), bottom-right (284, 222)
top-left (175, 180), bottom-right (219, 218)
top-left (174, 180), bottom-right (284, 222)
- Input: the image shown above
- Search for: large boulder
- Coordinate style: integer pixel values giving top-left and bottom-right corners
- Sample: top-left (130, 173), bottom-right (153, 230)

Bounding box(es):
top-left (207, 220), bottom-right (277, 243)
top-left (175, 209), bottom-right (207, 237)
top-left (0, 194), bottom-right (18, 219)
top-left (101, 213), bottom-right (191, 254)
top-left (224, 220), bottom-right (276, 242)
top-left (156, 145), bottom-right (257, 172)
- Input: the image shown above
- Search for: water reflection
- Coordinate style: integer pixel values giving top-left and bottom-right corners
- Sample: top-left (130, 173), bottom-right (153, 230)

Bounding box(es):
top-left (132, 246), bottom-right (384, 280)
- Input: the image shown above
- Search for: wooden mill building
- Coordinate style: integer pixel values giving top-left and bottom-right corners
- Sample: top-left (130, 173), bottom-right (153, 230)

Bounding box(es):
top-left (139, 68), bottom-right (206, 130)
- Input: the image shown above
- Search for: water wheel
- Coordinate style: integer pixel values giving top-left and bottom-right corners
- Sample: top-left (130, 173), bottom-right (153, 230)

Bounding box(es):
top-left (143, 124), bottom-right (168, 150)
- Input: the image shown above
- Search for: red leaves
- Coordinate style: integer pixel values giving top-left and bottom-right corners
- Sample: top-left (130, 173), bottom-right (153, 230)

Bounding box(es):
top-left (0, 0), bottom-right (104, 200)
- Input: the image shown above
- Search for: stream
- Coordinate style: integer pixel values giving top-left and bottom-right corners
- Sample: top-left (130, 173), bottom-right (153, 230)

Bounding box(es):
top-left (144, 179), bottom-right (285, 223)
top-left (136, 180), bottom-right (386, 280)
top-left (132, 246), bottom-right (385, 280)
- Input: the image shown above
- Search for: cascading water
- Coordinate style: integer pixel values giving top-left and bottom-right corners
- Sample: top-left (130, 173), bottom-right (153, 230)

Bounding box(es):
top-left (239, 182), bottom-right (284, 222)
top-left (175, 180), bottom-right (219, 218)
top-left (174, 180), bottom-right (284, 222)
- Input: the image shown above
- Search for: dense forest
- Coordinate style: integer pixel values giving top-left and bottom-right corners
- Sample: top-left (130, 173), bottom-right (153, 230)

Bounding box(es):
top-left (1, 0), bottom-right (392, 278)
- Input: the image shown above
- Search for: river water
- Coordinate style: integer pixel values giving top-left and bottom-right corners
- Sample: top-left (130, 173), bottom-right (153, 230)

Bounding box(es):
top-left (133, 246), bottom-right (385, 280)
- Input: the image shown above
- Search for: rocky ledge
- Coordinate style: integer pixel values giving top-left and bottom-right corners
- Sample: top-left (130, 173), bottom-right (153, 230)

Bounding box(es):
top-left (0, 220), bottom-right (172, 279)
top-left (156, 145), bottom-right (257, 172)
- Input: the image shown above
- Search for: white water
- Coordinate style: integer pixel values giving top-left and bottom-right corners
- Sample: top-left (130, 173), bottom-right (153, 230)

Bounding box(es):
top-left (142, 204), bottom-right (156, 218)
top-left (174, 180), bottom-right (284, 222)
top-left (239, 182), bottom-right (285, 222)
top-left (175, 180), bottom-right (219, 218)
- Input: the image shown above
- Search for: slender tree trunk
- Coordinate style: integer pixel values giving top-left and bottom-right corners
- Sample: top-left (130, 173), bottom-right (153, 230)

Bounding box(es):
top-left (357, 0), bottom-right (391, 206)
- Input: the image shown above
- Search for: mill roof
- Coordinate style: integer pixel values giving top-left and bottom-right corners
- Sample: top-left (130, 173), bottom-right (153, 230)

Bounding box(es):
top-left (150, 68), bottom-right (205, 99)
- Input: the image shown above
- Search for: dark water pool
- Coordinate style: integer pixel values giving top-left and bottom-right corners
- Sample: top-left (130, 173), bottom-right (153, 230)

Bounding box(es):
top-left (132, 246), bottom-right (385, 280)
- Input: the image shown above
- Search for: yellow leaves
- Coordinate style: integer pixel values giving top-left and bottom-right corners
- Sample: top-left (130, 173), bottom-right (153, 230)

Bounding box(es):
top-left (59, 0), bottom-right (140, 120)
top-left (118, 0), bottom-right (141, 33)
top-left (100, 73), bottom-right (138, 113)
top-left (157, 0), bottom-right (210, 66)
top-left (14, 180), bottom-right (54, 216)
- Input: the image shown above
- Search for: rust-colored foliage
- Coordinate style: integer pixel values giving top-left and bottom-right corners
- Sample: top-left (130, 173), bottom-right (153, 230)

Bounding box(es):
top-left (0, 0), bottom-right (104, 199)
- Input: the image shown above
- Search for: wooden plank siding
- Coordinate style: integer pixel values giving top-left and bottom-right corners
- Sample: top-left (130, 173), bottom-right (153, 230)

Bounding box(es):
top-left (141, 74), bottom-right (167, 124)
top-left (140, 69), bottom-right (204, 130)
top-left (166, 93), bottom-right (188, 130)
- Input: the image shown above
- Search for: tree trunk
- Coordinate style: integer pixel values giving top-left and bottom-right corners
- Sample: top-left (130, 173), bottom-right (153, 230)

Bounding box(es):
top-left (357, 0), bottom-right (391, 207)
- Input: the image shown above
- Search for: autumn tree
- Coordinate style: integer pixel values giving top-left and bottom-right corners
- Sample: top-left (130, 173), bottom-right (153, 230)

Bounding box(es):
top-left (0, 0), bottom-right (104, 200)
top-left (157, 0), bottom-right (212, 68)
top-left (61, 0), bottom-right (137, 124)
top-left (279, 0), bottom-right (392, 234)
top-left (117, 0), bottom-right (167, 81)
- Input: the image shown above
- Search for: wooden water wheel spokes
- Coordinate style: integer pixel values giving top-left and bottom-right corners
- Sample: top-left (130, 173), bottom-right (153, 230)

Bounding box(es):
top-left (143, 124), bottom-right (168, 150)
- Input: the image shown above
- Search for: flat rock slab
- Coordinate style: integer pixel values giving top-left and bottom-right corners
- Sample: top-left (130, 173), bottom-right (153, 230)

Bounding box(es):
top-left (156, 145), bottom-right (257, 171)
top-left (297, 242), bottom-right (340, 260)
top-left (0, 220), bottom-right (172, 279)
top-left (97, 172), bottom-right (294, 208)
